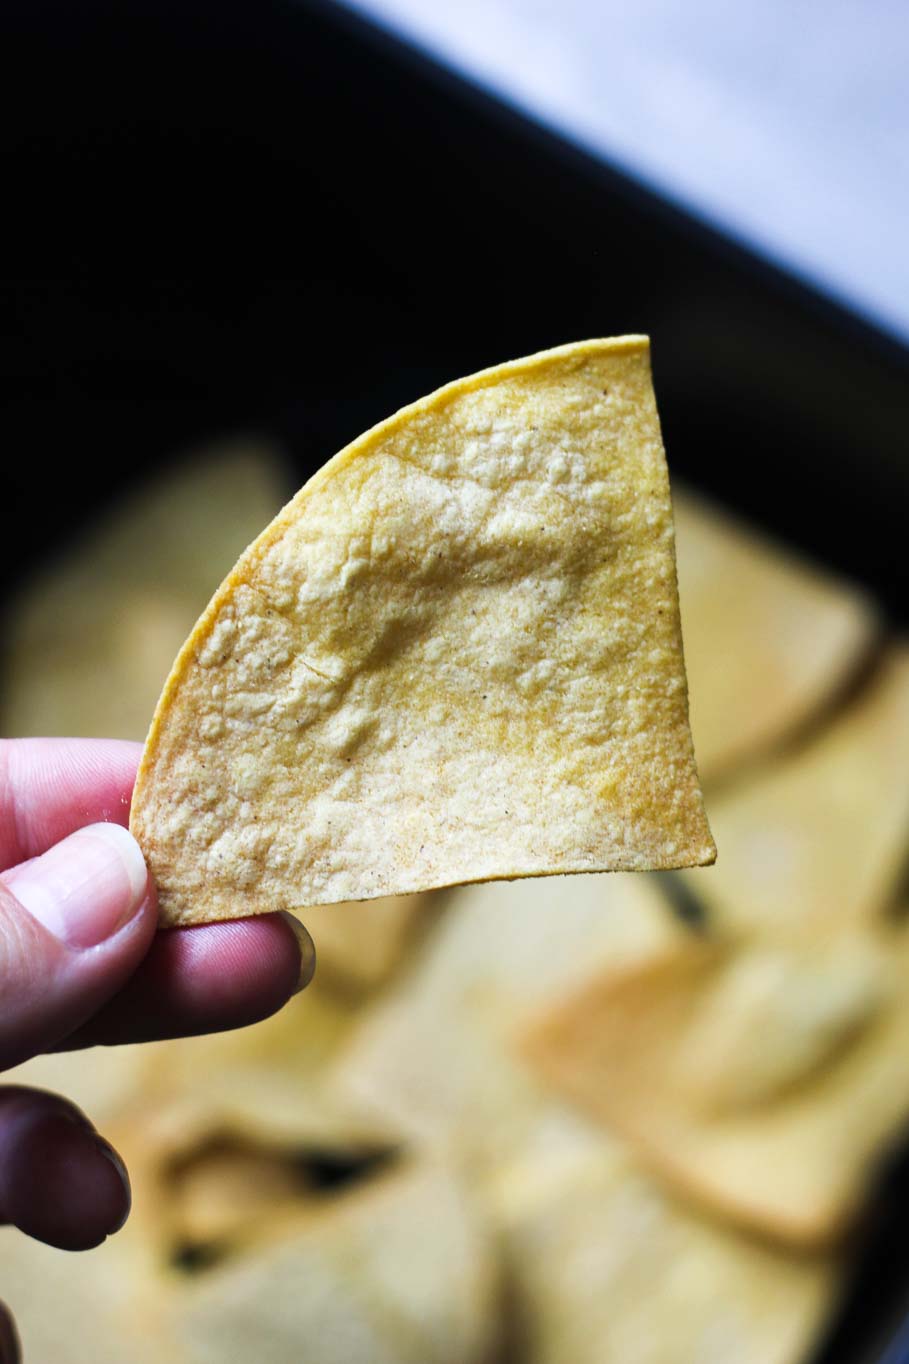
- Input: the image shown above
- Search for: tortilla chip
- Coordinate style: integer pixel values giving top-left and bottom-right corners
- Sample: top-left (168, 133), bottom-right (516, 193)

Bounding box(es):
top-left (0, 443), bottom-right (291, 740)
top-left (0, 1119), bottom-right (490, 1364)
top-left (0, 1229), bottom-right (161, 1364)
top-left (498, 1148), bottom-right (840, 1364)
top-left (304, 893), bottom-right (433, 992)
top-left (675, 646), bottom-right (909, 936)
top-left (673, 486), bottom-right (878, 782)
top-left (166, 1136), bottom-right (324, 1248)
top-left (524, 927), bottom-right (909, 1246)
top-left (336, 874), bottom-right (677, 1172)
top-left (130, 338), bottom-right (714, 926)
top-left (6, 1042), bottom-right (154, 1127)
top-left (170, 1161), bottom-right (500, 1364)
top-left (136, 976), bottom-right (390, 1150)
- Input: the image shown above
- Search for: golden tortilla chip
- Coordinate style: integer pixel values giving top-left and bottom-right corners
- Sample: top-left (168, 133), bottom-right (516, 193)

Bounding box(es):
top-left (498, 1147), bottom-right (840, 1364)
top-left (524, 926), bottom-right (909, 1246)
top-left (130, 338), bottom-right (714, 926)
top-left (673, 486), bottom-right (878, 782)
top-left (0, 443), bottom-right (291, 741)
top-left (675, 646), bottom-right (909, 937)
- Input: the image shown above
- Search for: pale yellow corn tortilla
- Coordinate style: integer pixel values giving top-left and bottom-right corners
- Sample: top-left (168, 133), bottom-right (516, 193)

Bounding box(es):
top-left (498, 1146), bottom-right (841, 1364)
top-left (170, 1161), bottom-right (499, 1364)
top-left (0, 1118), bottom-right (492, 1364)
top-left (120, 1102), bottom-right (400, 1256)
top-left (673, 485), bottom-right (878, 783)
top-left (130, 338), bottom-right (714, 926)
top-left (136, 976), bottom-right (390, 1151)
top-left (0, 1228), bottom-right (162, 1364)
top-left (335, 874), bottom-right (677, 1171)
top-left (675, 645), bottom-right (909, 937)
top-left (166, 1138), bottom-right (322, 1248)
top-left (0, 443), bottom-right (291, 741)
top-left (524, 925), bottom-right (909, 1246)
top-left (304, 892), bottom-right (432, 992)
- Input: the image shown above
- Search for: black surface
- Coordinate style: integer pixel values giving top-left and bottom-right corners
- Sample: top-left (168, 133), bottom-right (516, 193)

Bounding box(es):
top-left (1, 0), bottom-right (907, 619)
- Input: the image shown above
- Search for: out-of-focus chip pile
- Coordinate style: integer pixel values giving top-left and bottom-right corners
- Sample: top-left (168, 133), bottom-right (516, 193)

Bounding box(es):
top-left (1, 443), bottom-right (907, 1363)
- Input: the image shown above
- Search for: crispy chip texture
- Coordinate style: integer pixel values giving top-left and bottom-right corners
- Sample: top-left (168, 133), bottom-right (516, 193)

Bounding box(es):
top-left (131, 338), bottom-right (713, 925)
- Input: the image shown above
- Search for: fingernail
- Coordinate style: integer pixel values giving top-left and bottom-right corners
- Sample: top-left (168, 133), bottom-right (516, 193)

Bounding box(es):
top-left (280, 912), bottom-right (316, 994)
top-left (95, 1138), bottom-right (132, 1234)
top-left (10, 823), bottom-right (149, 950)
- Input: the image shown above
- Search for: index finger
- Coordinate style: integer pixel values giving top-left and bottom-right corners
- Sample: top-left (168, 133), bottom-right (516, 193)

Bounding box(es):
top-left (0, 739), bottom-right (142, 873)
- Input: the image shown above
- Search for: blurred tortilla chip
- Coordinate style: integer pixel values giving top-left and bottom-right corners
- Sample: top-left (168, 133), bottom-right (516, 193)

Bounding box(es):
top-left (499, 1146), bottom-right (840, 1364)
top-left (336, 874), bottom-right (677, 1173)
top-left (304, 893), bottom-right (433, 992)
top-left (675, 646), bottom-right (909, 936)
top-left (137, 979), bottom-right (391, 1151)
top-left (130, 338), bottom-right (714, 926)
top-left (674, 486), bottom-right (878, 782)
top-left (524, 926), bottom-right (909, 1245)
top-left (170, 1161), bottom-right (500, 1364)
top-left (0, 442), bottom-right (291, 740)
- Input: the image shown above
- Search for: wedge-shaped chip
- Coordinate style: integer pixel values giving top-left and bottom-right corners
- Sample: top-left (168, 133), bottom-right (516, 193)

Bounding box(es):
top-left (498, 1148), bottom-right (841, 1364)
top-left (130, 338), bottom-right (714, 925)
top-left (675, 646), bottom-right (909, 936)
top-left (524, 927), bottom-right (909, 1246)
top-left (0, 442), bottom-right (291, 741)
top-left (673, 485), bottom-right (878, 782)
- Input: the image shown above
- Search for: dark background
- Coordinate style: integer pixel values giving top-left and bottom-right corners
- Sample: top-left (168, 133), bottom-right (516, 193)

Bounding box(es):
top-left (1, 2), bottom-right (908, 1359)
top-left (1, 0), bottom-right (907, 620)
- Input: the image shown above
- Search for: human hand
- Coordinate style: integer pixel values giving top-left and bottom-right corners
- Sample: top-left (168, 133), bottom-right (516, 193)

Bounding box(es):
top-left (0, 737), bottom-right (314, 1359)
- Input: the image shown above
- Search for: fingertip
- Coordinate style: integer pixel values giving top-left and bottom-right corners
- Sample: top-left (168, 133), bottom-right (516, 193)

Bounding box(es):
top-left (194, 913), bottom-right (312, 1021)
top-left (57, 908), bottom-right (314, 1048)
top-left (0, 1300), bottom-right (20, 1364)
top-left (92, 1137), bottom-right (132, 1236)
top-left (3, 1111), bottom-right (131, 1251)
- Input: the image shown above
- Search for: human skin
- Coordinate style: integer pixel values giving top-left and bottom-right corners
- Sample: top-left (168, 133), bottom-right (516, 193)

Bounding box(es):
top-left (0, 737), bottom-right (315, 1361)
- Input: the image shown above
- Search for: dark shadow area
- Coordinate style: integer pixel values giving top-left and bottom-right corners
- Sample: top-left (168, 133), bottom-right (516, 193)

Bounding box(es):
top-left (1, 0), bottom-right (906, 619)
top-left (812, 1134), bottom-right (909, 1364)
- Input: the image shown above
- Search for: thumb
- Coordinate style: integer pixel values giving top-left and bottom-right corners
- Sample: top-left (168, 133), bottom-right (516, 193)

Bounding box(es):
top-left (0, 824), bottom-right (156, 1069)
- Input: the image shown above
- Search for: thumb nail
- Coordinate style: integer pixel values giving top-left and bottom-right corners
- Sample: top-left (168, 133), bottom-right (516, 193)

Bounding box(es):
top-left (9, 823), bottom-right (149, 950)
